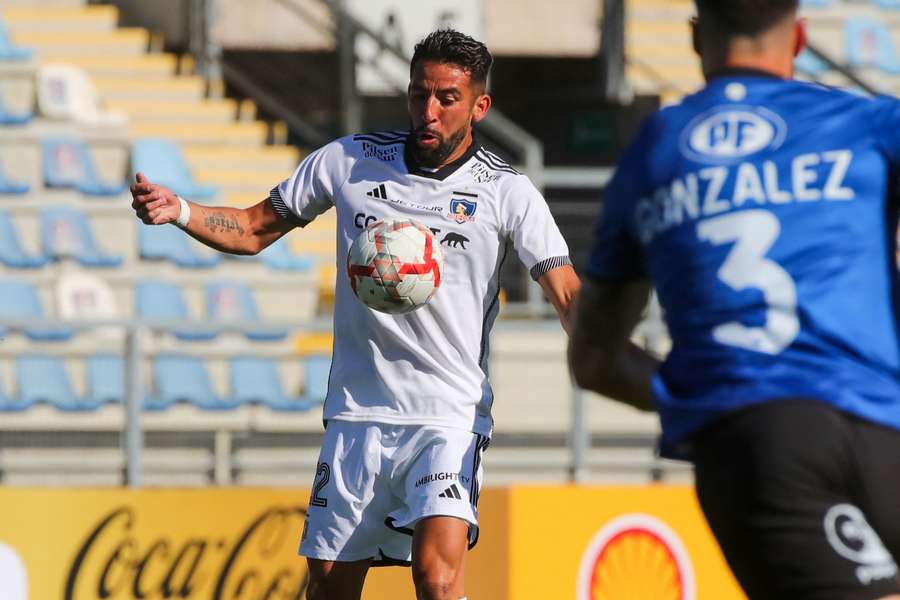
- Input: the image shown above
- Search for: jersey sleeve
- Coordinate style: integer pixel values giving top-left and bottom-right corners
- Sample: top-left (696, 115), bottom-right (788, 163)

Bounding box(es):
top-left (585, 122), bottom-right (653, 282)
top-left (871, 95), bottom-right (900, 164)
top-left (268, 140), bottom-right (349, 223)
top-left (501, 176), bottom-right (572, 280)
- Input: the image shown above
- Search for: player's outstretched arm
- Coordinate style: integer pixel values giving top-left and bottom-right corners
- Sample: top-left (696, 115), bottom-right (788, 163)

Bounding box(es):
top-left (568, 279), bottom-right (659, 411)
top-left (537, 265), bottom-right (581, 335)
top-left (130, 172), bottom-right (300, 255)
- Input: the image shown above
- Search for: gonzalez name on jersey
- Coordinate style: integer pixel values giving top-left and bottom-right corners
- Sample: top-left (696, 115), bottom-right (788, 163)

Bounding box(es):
top-left (270, 131), bottom-right (570, 437)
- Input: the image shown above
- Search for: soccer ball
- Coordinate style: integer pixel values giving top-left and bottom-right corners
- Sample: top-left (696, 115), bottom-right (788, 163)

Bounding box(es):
top-left (347, 219), bottom-right (443, 314)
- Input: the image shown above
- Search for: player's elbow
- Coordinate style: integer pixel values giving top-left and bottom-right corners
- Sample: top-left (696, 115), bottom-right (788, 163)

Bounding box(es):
top-left (244, 236), bottom-right (266, 256)
top-left (569, 339), bottom-right (616, 393)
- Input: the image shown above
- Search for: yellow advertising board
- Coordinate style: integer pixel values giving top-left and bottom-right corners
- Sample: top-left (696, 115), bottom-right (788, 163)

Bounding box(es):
top-left (505, 486), bottom-right (746, 600)
top-left (0, 486), bottom-right (744, 599)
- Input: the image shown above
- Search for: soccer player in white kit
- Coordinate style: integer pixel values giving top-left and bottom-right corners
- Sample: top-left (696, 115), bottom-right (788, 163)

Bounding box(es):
top-left (130, 29), bottom-right (580, 600)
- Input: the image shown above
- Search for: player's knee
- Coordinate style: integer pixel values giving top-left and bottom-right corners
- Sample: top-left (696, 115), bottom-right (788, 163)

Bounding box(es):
top-left (411, 560), bottom-right (460, 600)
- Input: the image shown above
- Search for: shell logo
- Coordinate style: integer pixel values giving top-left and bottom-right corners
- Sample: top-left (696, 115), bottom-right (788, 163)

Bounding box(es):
top-left (577, 514), bottom-right (696, 600)
top-left (0, 541), bottom-right (27, 600)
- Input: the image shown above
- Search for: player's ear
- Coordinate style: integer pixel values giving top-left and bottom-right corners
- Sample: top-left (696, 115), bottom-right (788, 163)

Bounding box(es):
top-left (472, 93), bottom-right (491, 124)
top-left (794, 18), bottom-right (807, 58)
top-left (691, 16), bottom-right (701, 57)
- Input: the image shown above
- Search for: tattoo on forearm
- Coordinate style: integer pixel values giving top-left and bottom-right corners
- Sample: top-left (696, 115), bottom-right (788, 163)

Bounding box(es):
top-left (204, 212), bottom-right (245, 236)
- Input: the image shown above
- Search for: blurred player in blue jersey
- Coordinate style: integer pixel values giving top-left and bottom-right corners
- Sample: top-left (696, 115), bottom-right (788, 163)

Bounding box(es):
top-left (570, 0), bottom-right (900, 598)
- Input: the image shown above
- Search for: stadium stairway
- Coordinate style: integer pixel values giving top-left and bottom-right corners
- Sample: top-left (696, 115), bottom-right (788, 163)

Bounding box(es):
top-left (625, 0), bottom-right (900, 103)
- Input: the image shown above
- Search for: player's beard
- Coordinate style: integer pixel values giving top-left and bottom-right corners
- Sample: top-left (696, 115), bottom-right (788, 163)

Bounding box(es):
top-left (410, 121), bottom-right (471, 169)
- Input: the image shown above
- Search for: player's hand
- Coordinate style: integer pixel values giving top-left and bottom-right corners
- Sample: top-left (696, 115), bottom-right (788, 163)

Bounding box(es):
top-left (130, 172), bottom-right (181, 225)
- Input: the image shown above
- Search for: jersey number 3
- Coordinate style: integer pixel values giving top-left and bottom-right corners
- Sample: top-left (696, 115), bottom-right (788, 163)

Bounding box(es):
top-left (697, 209), bottom-right (799, 355)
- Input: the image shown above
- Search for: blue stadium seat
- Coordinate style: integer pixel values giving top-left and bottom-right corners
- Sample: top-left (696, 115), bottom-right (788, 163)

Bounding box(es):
top-left (41, 207), bottom-right (123, 268)
top-left (152, 354), bottom-right (240, 410)
top-left (302, 355), bottom-right (330, 405)
top-left (846, 18), bottom-right (900, 74)
top-left (0, 279), bottom-right (72, 341)
top-left (875, 0), bottom-right (900, 10)
top-left (0, 212), bottom-right (47, 268)
top-left (795, 49), bottom-right (830, 77)
top-left (0, 87), bottom-right (31, 125)
top-left (229, 356), bottom-right (312, 410)
top-left (800, 0), bottom-right (833, 7)
top-left (206, 280), bottom-right (288, 341)
top-left (16, 355), bottom-right (101, 411)
top-left (42, 138), bottom-right (127, 196)
top-left (0, 20), bottom-right (32, 61)
top-left (136, 280), bottom-right (217, 342)
top-left (258, 236), bottom-right (316, 271)
top-left (138, 223), bottom-right (221, 268)
top-left (131, 138), bottom-right (219, 201)
top-left (86, 354), bottom-right (125, 406)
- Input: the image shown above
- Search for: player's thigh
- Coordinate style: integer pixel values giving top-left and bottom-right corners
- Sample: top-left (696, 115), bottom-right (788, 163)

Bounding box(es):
top-left (854, 417), bottom-right (900, 560)
top-left (390, 427), bottom-right (488, 545)
top-left (300, 421), bottom-right (395, 563)
top-left (306, 558), bottom-right (370, 600)
top-left (411, 516), bottom-right (469, 591)
top-left (693, 400), bottom-right (900, 600)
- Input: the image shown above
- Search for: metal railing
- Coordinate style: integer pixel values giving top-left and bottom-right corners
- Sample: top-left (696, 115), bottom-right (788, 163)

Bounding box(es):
top-left (0, 315), bottom-right (673, 487)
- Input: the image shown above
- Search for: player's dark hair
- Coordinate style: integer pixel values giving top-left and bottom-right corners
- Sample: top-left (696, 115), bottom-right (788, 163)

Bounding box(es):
top-left (410, 29), bottom-right (493, 87)
top-left (695, 0), bottom-right (799, 36)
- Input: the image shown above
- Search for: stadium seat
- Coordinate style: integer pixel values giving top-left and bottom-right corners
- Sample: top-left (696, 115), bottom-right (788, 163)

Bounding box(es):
top-left (41, 207), bottom-right (123, 267)
top-left (0, 211), bottom-right (47, 268)
top-left (151, 354), bottom-right (240, 411)
top-left (795, 49), bottom-right (830, 77)
top-left (0, 20), bottom-right (32, 61)
top-left (875, 0), bottom-right (900, 10)
top-left (42, 138), bottom-right (127, 196)
top-left (86, 354), bottom-right (125, 406)
top-left (16, 355), bottom-right (101, 411)
top-left (55, 272), bottom-right (123, 340)
top-left (131, 138), bottom-right (220, 201)
top-left (136, 280), bottom-right (217, 342)
top-left (206, 280), bottom-right (288, 341)
top-left (259, 235), bottom-right (316, 271)
top-left (800, 0), bottom-right (833, 7)
top-left (0, 279), bottom-right (73, 341)
top-left (0, 87), bottom-right (32, 125)
top-left (0, 157), bottom-right (30, 194)
top-left (301, 355), bottom-right (330, 406)
top-left (845, 18), bottom-right (900, 74)
top-left (138, 223), bottom-right (221, 268)
top-left (36, 64), bottom-right (128, 127)
top-left (229, 356), bottom-right (312, 410)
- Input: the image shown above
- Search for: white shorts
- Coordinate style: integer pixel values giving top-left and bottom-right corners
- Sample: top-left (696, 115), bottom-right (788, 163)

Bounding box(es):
top-left (298, 420), bottom-right (490, 565)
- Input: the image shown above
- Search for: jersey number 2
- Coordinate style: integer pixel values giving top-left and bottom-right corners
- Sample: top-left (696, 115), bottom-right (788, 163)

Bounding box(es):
top-left (697, 210), bottom-right (799, 355)
top-left (310, 462), bottom-right (330, 508)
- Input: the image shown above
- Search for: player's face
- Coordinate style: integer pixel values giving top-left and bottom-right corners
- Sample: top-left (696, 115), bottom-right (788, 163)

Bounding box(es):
top-left (407, 60), bottom-right (491, 168)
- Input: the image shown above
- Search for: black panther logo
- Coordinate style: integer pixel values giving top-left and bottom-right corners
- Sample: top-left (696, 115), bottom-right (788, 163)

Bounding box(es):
top-left (441, 232), bottom-right (469, 249)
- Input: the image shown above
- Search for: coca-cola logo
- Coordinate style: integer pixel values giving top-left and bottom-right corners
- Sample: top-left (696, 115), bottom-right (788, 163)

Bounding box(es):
top-left (65, 505), bottom-right (308, 599)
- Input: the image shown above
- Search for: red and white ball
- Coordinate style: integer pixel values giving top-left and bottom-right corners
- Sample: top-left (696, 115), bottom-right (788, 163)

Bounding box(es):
top-left (347, 219), bottom-right (443, 314)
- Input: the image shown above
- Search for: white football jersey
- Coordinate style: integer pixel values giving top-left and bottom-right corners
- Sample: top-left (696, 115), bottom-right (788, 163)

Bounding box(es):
top-left (270, 131), bottom-right (570, 436)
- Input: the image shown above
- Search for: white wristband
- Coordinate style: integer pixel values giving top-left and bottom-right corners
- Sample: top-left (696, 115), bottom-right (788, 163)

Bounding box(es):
top-left (174, 196), bottom-right (191, 228)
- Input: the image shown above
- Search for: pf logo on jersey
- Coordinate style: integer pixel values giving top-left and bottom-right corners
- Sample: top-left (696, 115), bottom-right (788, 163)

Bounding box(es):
top-left (448, 196), bottom-right (477, 224)
top-left (679, 105), bottom-right (786, 163)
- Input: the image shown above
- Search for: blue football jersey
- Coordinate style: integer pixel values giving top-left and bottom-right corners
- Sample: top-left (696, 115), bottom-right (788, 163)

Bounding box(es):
top-left (587, 70), bottom-right (900, 456)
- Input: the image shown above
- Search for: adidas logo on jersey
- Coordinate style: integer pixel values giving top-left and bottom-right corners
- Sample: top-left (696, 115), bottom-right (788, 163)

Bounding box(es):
top-left (366, 184), bottom-right (389, 200)
top-left (438, 484), bottom-right (463, 500)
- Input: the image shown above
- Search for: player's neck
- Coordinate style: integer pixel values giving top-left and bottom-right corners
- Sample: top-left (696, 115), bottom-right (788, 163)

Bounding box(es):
top-left (717, 52), bottom-right (793, 80)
